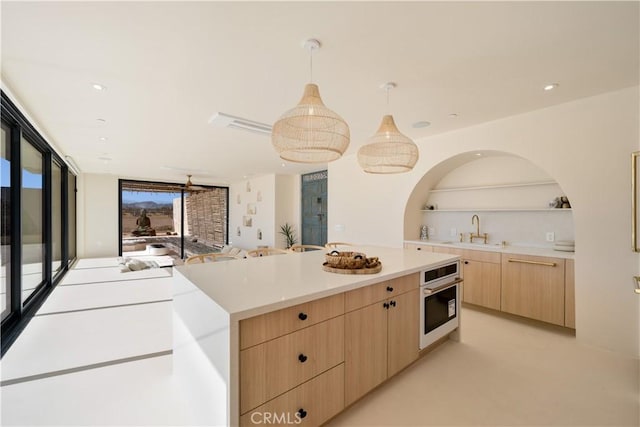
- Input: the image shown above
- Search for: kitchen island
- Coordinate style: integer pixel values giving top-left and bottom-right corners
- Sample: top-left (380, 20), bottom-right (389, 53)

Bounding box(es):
top-left (173, 246), bottom-right (459, 426)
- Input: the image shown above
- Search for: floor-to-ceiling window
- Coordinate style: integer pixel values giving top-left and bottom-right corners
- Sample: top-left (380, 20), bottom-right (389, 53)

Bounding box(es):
top-left (119, 180), bottom-right (228, 259)
top-left (52, 160), bottom-right (63, 277)
top-left (1, 122), bottom-right (11, 322)
top-left (67, 172), bottom-right (76, 263)
top-left (20, 136), bottom-right (45, 305)
top-left (1, 91), bottom-right (76, 356)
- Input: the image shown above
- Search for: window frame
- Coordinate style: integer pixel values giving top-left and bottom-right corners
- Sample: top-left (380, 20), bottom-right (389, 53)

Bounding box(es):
top-left (0, 91), bottom-right (76, 356)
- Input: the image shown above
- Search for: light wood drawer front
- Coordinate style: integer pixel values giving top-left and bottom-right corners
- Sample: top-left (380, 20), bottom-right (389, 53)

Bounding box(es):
top-left (240, 293), bottom-right (344, 349)
top-left (389, 273), bottom-right (419, 295)
top-left (240, 364), bottom-right (344, 427)
top-left (345, 273), bottom-right (418, 312)
top-left (404, 243), bottom-right (433, 252)
top-left (240, 316), bottom-right (344, 414)
top-left (462, 249), bottom-right (501, 263)
top-left (432, 246), bottom-right (463, 256)
top-left (432, 246), bottom-right (500, 263)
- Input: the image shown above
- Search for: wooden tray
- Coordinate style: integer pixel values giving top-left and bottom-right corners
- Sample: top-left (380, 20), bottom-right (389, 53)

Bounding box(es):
top-left (322, 262), bottom-right (382, 274)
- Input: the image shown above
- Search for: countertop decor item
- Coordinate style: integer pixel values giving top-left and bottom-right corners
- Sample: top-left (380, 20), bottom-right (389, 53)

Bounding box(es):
top-left (272, 39), bottom-right (350, 163)
top-left (357, 82), bottom-right (419, 174)
top-left (323, 250), bottom-right (381, 273)
top-left (322, 261), bottom-right (382, 274)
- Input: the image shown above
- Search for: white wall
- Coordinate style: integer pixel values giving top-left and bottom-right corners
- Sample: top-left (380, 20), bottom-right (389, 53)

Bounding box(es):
top-left (329, 87), bottom-right (640, 357)
top-left (274, 175), bottom-right (301, 249)
top-left (229, 175), bottom-right (275, 249)
top-left (228, 174), bottom-right (301, 250)
top-left (80, 173), bottom-right (120, 258)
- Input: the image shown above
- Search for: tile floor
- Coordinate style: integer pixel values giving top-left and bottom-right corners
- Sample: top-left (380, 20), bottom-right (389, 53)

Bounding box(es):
top-left (1, 257), bottom-right (638, 426)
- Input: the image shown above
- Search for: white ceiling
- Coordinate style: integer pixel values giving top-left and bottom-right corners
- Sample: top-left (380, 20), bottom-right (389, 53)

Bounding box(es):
top-left (1, 1), bottom-right (638, 186)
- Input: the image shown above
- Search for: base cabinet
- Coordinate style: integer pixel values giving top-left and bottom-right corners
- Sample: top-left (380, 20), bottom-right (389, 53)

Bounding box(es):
top-left (430, 246), bottom-right (501, 311)
top-left (387, 289), bottom-right (420, 377)
top-left (463, 259), bottom-right (501, 310)
top-left (501, 254), bottom-right (566, 326)
top-left (240, 364), bottom-right (344, 427)
top-left (404, 243), bottom-right (433, 252)
top-left (344, 276), bottom-right (419, 406)
top-left (344, 300), bottom-right (388, 405)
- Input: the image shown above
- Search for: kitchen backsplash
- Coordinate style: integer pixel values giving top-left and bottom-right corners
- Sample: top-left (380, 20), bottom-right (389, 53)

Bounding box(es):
top-left (420, 210), bottom-right (574, 247)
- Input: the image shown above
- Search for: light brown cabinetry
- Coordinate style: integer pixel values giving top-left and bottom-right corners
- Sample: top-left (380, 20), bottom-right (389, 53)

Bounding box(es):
top-left (461, 257), bottom-right (501, 310)
top-left (501, 254), bottom-right (566, 326)
top-left (240, 293), bottom-right (344, 350)
top-left (430, 246), bottom-right (501, 310)
top-left (404, 243), bottom-right (433, 252)
top-left (239, 364), bottom-right (345, 427)
top-left (565, 259), bottom-right (575, 328)
top-left (344, 274), bottom-right (419, 406)
top-left (240, 316), bottom-right (344, 413)
top-left (239, 293), bottom-right (345, 422)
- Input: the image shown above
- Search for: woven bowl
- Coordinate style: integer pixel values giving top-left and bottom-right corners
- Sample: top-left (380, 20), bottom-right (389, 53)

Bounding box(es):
top-left (325, 251), bottom-right (367, 269)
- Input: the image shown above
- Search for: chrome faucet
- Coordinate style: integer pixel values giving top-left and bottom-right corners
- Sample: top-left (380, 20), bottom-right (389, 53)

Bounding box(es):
top-left (470, 214), bottom-right (488, 244)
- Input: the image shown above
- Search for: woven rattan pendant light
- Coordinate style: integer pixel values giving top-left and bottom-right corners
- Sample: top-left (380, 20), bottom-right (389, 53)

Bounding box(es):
top-left (272, 39), bottom-right (350, 163)
top-left (357, 83), bottom-right (419, 174)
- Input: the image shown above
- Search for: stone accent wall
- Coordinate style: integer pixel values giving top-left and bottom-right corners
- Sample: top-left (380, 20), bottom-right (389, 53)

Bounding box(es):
top-left (185, 188), bottom-right (228, 247)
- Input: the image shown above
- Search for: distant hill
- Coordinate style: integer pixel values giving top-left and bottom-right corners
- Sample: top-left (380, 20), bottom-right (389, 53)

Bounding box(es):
top-left (122, 200), bottom-right (172, 209)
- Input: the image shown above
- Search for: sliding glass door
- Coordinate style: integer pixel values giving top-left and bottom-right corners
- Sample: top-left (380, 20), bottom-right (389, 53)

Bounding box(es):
top-left (119, 180), bottom-right (228, 259)
top-left (1, 91), bottom-right (77, 356)
top-left (20, 136), bottom-right (45, 305)
top-left (1, 123), bottom-right (11, 322)
top-left (52, 160), bottom-right (63, 277)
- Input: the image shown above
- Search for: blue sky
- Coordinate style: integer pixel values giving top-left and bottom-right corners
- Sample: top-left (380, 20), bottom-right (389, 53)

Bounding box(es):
top-left (122, 190), bottom-right (181, 204)
top-left (1, 158), bottom-right (43, 189)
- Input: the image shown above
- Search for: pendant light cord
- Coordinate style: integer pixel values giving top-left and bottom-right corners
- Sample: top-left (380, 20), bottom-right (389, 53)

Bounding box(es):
top-left (386, 86), bottom-right (390, 114)
top-left (309, 48), bottom-right (314, 83)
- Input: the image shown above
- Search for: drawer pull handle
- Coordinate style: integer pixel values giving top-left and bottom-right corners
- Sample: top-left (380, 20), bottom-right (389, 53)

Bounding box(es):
top-left (390, 300), bottom-right (396, 307)
top-left (297, 408), bottom-right (307, 419)
top-left (383, 302), bottom-right (390, 309)
top-left (298, 312), bottom-right (308, 321)
top-left (298, 354), bottom-right (308, 363)
top-left (634, 276), bottom-right (640, 294)
top-left (386, 286), bottom-right (394, 292)
top-left (508, 258), bottom-right (556, 267)
top-left (417, 247), bottom-right (422, 250)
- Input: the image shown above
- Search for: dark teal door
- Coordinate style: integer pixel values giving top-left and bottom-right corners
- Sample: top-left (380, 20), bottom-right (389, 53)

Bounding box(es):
top-left (301, 171), bottom-right (327, 247)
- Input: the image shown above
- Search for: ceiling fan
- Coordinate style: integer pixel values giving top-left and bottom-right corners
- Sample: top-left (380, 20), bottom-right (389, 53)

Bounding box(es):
top-left (184, 175), bottom-right (207, 192)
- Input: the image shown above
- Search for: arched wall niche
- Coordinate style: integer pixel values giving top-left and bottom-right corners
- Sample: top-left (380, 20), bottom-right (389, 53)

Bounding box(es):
top-left (404, 150), bottom-right (574, 246)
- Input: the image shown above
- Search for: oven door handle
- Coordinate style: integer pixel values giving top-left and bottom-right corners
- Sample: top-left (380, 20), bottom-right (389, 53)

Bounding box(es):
top-left (423, 277), bottom-right (463, 294)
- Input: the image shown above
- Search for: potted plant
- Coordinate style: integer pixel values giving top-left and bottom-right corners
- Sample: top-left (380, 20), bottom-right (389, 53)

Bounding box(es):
top-left (279, 223), bottom-right (298, 249)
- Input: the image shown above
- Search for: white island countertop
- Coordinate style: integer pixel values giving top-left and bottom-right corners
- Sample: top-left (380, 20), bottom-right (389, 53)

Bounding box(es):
top-left (173, 245), bottom-right (459, 320)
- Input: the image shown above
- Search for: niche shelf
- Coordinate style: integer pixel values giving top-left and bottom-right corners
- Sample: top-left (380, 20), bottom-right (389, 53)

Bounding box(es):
top-left (421, 208), bottom-right (572, 212)
top-left (427, 181), bottom-right (557, 193)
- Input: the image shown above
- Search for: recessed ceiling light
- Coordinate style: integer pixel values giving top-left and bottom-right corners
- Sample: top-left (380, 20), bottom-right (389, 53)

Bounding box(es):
top-left (475, 153), bottom-right (482, 156)
top-left (412, 121), bottom-right (431, 128)
top-left (544, 83), bottom-right (559, 91)
top-left (448, 113), bottom-right (459, 119)
top-left (96, 118), bottom-right (106, 124)
top-left (98, 137), bottom-right (108, 142)
top-left (92, 83), bottom-right (106, 91)
top-left (98, 156), bottom-right (112, 163)
top-left (281, 163), bottom-right (286, 167)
